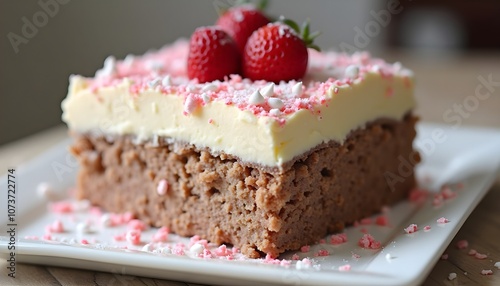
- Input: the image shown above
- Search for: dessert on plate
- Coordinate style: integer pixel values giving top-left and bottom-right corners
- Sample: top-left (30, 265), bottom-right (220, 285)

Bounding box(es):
top-left (61, 5), bottom-right (418, 258)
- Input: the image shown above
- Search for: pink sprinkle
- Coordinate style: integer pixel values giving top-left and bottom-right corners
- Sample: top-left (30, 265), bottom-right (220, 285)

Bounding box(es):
top-left (42, 234), bottom-right (52, 240)
top-left (432, 196), bottom-right (443, 207)
top-left (264, 254), bottom-right (280, 264)
top-left (404, 223), bottom-right (418, 234)
top-left (127, 219), bottom-right (147, 231)
top-left (360, 217), bottom-right (372, 225)
top-left (456, 239), bottom-right (468, 249)
top-left (481, 270), bottom-right (493, 275)
top-left (468, 249), bottom-right (477, 255)
top-left (475, 252), bottom-right (488, 260)
top-left (333, 87), bottom-right (339, 94)
top-left (172, 245), bottom-right (185, 256)
top-left (215, 245), bottom-right (230, 257)
top-left (358, 234), bottom-right (381, 249)
top-left (375, 215), bottom-right (389, 226)
top-left (122, 212), bottom-right (134, 223)
top-left (208, 118), bottom-right (214, 124)
top-left (81, 239), bottom-right (89, 245)
top-left (316, 249), bottom-right (329, 257)
top-left (423, 225), bottom-right (431, 231)
top-left (441, 254), bottom-right (449, 260)
top-left (437, 217), bottom-right (449, 224)
top-left (300, 245), bottom-right (310, 252)
top-left (152, 230), bottom-right (169, 243)
top-left (231, 247), bottom-right (239, 254)
top-left (202, 249), bottom-right (212, 259)
top-left (360, 228), bottom-right (368, 234)
top-left (113, 233), bottom-right (126, 241)
top-left (353, 220), bottom-right (360, 227)
top-left (24, 236), bottom-right (39, 240)
top-left (352, 253), bottom-right (361, 259)
top-left (292, 254), bottom-right (300, 260)
top-left (157, 179), bottom-right (168, 195)
top-left (197, 239), bottom-right (209, 249)
top-left (441, 186), bottom-right (456, 199)
top-left (338, 264), bottom-right (351, 272)
top-left (319, 239), bottom-right (326, 244)
top-left (49, 201), bottom-right (73, 213)
top-left (126, 229), bottom-right (141, 245)
top-left (89, 206), bottom-right (102, 216)
top-left (280, 260), bottom-right (291, 267)
top-left (46, 219), bottom-right (65, 233)
top-left (409, 188), bottom-right (429, 204)
top-left (189, 235), bottom-right (200, 246)
top-left (330, 233), bottom-right (348, 245)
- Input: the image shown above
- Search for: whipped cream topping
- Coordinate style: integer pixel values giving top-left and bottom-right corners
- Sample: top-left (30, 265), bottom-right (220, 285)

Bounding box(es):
top-left (62, 40), bottom-right (415, 168)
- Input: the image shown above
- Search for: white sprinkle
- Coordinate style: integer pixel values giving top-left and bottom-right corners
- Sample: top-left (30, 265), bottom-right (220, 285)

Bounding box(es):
top-left (184, 95), bottom-right (198, 114)
top-left (76, 222), bottom-right (91, 234)
top-left (159, 247), bottom-right (172, 255)
top-left (59, 237), bottom-right (68, 243)
top-left (345, 65), bottom-right (359, 79)
top-left (145, 60), bottom-right (163, 71)
top-left (201, 93), bottom-right (211, 104)
top-left (186, 85), bottom-right (196, 92)
top-left (100, 214), bottom-right (113, 227)
top-left (371, 65), bottom-right (381, 73)
top-left (201, 83), bottom-right (217, 92)
top-left (393, 61), bottom-right (402, 71)
top-left (69, 238), bottom-right (77, 244)
top-left (124, 54), bottom-right (135, 66)
top-left (296, 258), bottom-right (312, 270)
top-left (268, 98), bottom-right (284, 109)
top-left (260, 83), bottom-right (275, 98)
top-left (399, 68), bottom-right (415, 77)
top-left (269, 109), bottom-right (281, 116)
top-left (162, 75), bottom-right (172, 86)
top-left (291, 82), bottom-right (303, 96)
top-left (448, 273), bottom-right (457, 281)
top-left (148, 78), bottom-right (161, 89)
top-left (142, 243), bottom-right (155, 252)
top-left (157, 179), bottom-right (168, 195)
top-left (248, 90), bottom-right (265, 105)
top-left (494, 262), bottom-right (500, 269)
top-left (95, 56), bottom-right (117, 77)
top-left (36, 182), bottom-right (56, 200)
top-left (189, 243), bottom-right (204, 255)
top-left (385, 253), bottom-right (393, 261)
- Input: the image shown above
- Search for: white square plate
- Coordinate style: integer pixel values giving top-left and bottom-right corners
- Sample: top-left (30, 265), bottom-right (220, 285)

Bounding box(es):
top-left (1, 123), bottom-right (499, 286)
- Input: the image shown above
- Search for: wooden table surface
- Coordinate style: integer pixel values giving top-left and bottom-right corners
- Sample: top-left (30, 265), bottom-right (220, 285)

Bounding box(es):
top-left (1, 52), bottom-right (500, 285)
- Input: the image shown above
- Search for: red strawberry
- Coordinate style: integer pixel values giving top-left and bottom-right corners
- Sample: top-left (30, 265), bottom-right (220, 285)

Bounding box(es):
top-left (187, 26), bottom-right (240, 83)
top-left (216, 5), bottom-right (270, 53)
top-left (243, 19), bottom-right (320, 82)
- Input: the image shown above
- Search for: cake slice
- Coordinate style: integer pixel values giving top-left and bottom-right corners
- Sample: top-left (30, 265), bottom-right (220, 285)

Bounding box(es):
top-left (62, 39), bottom-right (418, 258)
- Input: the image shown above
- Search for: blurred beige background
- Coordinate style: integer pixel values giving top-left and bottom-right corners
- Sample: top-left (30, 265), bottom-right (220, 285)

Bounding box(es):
top-left (1, 0), bottom-right (499, 145)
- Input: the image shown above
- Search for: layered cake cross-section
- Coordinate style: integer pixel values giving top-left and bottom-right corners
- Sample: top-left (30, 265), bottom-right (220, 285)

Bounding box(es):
top-left (62, 38), bottom-right (418, 258)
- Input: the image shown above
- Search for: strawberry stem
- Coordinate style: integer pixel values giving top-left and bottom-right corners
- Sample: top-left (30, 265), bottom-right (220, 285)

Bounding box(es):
top-left (280, 17), bottom-right (321, 51)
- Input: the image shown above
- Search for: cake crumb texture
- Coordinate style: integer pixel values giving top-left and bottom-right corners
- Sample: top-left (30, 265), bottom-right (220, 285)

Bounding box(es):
top-left (71, 114), bottom-right (418, 258)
